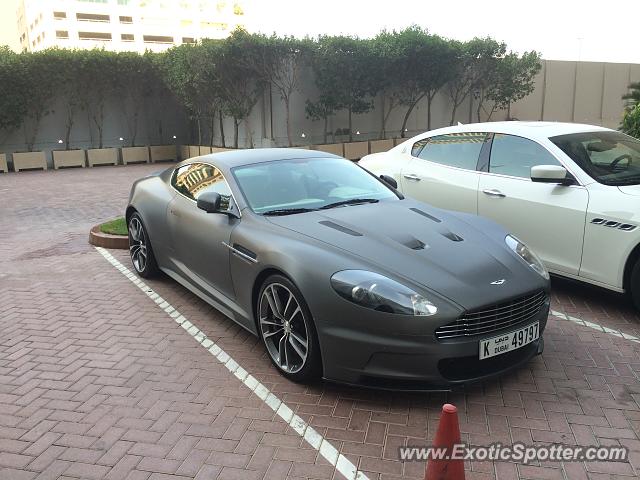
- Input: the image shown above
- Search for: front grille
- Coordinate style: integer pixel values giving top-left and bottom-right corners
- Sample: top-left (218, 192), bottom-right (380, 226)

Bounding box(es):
top-left (435, 290), bottom-right (548, 340)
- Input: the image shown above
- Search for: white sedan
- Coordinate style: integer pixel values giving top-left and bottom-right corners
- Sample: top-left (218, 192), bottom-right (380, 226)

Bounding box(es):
top-left (359, 121), bottom-right (640, 308)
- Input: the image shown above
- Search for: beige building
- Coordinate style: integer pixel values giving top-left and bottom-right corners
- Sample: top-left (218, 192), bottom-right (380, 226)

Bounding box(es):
top-left (16, 0), bottom-right (247, 53)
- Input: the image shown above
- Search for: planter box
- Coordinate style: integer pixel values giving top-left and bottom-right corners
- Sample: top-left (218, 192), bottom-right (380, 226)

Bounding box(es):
top-left (180, 145), bottom-right (189, 160)
top-left (289, 145), bottom-right (310, 150)
top-left (199, 146), bottom-right (212, 155)
top-left (13, 151), bottom-right (47, 172)
top-left (122, 146), bottom-right (149, 165)
top-left (188, 145), bottom-right (200, 158)
top-left (150, 145), bottom-right (177, 163)
top-left (343, 141), bottom-right (369, 160)
top-left (0, 154), bottom-right (7, 173)
top-left (53, 150), bottom-right (85, 169)
top-left (394, 137), bottom-right (406, 146)
top-left (88, 148), bottom-right (119, 167)
top-left (312, 143), bottom-right (344, 156)
top-left (369, 139), bottom-right (394, 154)
top-left (211, 147), bottom-right (233, 153)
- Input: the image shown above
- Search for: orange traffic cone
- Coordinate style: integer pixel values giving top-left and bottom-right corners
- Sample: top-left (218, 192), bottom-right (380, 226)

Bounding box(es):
top-left (425, 404), bottom-right (465, 480)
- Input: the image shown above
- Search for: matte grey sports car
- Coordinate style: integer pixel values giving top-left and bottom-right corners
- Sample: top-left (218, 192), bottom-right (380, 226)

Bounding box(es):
top-left (126, 148), bottom-right (550, 389)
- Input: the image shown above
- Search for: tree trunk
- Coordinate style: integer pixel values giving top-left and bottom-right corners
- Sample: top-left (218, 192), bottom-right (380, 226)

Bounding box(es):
top-left (323, 116), bottom-right (328, 144)
top-left (130, 111), bottom-right (138, 147)
top-left (426, 94), bottom-right (433, 131)
top-left (196, 117), bottom-right (202, 146)
top-left (64, 105), bottom-right (74, 150)
top-left (400, 99), bottom-right (418, 138)
top-left (380, 94), bottom-right (386, 139)
top-left (284, 96), bottom-right (292, 147)
top-left (348, 107), bottom-right (353, 142)
top-left (449, 99), bottom-right (459, 126)
top-left (219, 111), bottom-right (226, 148)
top-left (209, 114), bottom-right (215, 148)
top-left (233, 117), bottom-right (239, 149)
top-left (245, 118), bottom-right (254, 149)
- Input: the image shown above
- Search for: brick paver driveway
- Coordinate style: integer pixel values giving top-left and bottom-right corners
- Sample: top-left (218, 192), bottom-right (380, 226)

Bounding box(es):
top-left (2, 164), bottom-right (640, 480)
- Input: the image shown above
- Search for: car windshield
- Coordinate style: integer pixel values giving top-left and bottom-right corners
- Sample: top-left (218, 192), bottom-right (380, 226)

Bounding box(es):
top-left (232, 157), bottom-right (398, 214)
top-left (550, 131), bottom-right (640, 186)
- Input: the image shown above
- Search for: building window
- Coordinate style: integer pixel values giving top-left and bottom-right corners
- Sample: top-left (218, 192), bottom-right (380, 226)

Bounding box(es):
top-left (56, 30), bottom-right (69, 39)
top-left (182, 37), bottom-right (195, 44)
top-left (121, 33), bottom-right (134, 41)
top-left (119, 16), bottom-right (133, 23)
top-left (117, 0), bottom-right (132, 4)
top-left (78, 31), bottom-right (112, 40)
top-left (53, 11), bottom-right (67, 19)
top-left (76, 13), bottom-right (111, 22)
top-left (143, 35), bottom-right (173, 43)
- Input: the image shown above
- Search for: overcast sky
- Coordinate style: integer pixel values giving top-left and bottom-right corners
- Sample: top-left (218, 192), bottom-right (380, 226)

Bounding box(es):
top-left (246, 0), bottom-right (640, 63)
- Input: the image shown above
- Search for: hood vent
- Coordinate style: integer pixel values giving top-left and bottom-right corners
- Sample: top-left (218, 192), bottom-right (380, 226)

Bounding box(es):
top-left (392, 233), bottom-right (427, 250)
top-left (318, 220), bottom-right (362, 237)
top-left (410, 207), bottom-right (441, 223)
top-left (442, 231), bottom-right (464, 242)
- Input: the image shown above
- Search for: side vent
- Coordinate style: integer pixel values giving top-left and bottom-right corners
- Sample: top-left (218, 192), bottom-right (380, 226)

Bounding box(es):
top-left (591, 218), bottom-right (636, 232)
top-left (410, 207), bottom-right (442, 223)
top-left (318, 220), bottom-right (362, 237)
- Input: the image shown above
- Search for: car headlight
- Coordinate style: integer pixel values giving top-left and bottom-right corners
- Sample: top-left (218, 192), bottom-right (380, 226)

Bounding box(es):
top-left (505, 235), bottom-right (549, 280)
top-left (330, 270), bottom-right (438, 316)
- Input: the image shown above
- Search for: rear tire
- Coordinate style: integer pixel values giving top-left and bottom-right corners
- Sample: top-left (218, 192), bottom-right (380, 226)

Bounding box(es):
top-left (257, 274), bottom-right (322, 383)
top-left (630, 259), bottom-right (640, 310)
top-left (128, 212), bottom-right (159, 278)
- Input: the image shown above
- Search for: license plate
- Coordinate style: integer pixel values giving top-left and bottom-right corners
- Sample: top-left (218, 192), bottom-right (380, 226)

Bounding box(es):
top-left (479, 322), bottom-right (539, 360)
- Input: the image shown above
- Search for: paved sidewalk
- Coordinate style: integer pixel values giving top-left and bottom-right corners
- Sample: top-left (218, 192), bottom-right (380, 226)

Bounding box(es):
top-left (2, 165), bottom-right (640, 479)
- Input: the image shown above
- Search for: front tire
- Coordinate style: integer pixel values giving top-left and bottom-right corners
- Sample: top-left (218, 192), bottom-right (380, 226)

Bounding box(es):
top-left (128, 212), bottom-right (159, 278)
top-left (257, 275), bottom-right (321, 382)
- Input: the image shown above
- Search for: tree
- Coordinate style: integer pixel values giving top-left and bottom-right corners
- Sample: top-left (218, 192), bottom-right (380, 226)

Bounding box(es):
top-left (377, 27), bottom-right (457, 137)
top-left (623, 82), bottom-right (640, 108)
top-left (478, 51), bottom-right (541, 121)
top-left (213, 31), bottom-right (266, 148)
top-left (446, 38), bottom-right (504, 126)
top-left (305, 95), bottom-right (337, 144)
top-left (621, 105), bottom-right (640, 139)
top-left (311, 36), bottom-right (376, 142)
top-left (47, 48), bottom-right (83, 150)
top-left (0, 47), bottom-right (28, 143)
top-left (235, 32), bottom-right (311, 146)
top-left (20, 50), bottom-right (60, 151)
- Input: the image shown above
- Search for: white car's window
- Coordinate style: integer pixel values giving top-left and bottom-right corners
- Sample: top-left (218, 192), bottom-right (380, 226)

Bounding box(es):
top-left (489, 134), bottom-right (561, 179)
top-left (171, 163), bottom-right (233, 210)
top-left (415, 132), bottom-right (486, 170)
top-left (551, 131), bottom-right (640, 186)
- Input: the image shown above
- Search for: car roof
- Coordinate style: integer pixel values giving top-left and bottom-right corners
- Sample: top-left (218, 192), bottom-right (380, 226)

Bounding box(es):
top-left (405, 121), bottom-right (613, 144)
top-left (180, 148), bottom-right (340, 169)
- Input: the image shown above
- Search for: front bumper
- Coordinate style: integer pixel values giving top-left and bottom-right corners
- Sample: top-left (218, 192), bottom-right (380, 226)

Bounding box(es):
top-left (319, 297), bottom-right (549, 391)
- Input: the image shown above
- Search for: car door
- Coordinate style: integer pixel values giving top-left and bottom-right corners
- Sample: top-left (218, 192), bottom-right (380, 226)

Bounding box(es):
top-left (167, 162), bottom-right (239, 299)
top-left (400, 132), bottom-right (488, 214)
top-left (477, 133), bottom-right (588, 276)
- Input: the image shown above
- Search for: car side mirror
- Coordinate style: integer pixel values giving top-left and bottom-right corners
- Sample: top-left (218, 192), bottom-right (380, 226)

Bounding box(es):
top-left (197, 191), bottom-right (222, 213)
top-left (531, 165), bottom-right (574, 185)
top-left (379, 174), bottom-right (398, 189)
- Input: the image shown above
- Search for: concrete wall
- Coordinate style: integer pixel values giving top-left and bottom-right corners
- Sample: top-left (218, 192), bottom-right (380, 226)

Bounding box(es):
top-left (1, 58), bottom-right (639, 166)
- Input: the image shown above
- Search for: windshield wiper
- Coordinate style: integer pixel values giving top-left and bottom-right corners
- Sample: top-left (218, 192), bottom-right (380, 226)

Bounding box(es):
top-left (262, 207), bottom-right (317, 216)
top-left (319, 198), bottom-right (380, 210)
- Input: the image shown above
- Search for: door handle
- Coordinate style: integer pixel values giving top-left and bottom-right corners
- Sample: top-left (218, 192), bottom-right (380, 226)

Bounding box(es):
top-left (403, 174), bottom-right (421, 181)
top-left (482, 189), bottom-right (506, 198)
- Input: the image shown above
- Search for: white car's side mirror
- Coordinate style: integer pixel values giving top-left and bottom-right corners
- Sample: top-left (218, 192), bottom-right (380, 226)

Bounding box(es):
top-left (531, 165), bottom-right (573, 185)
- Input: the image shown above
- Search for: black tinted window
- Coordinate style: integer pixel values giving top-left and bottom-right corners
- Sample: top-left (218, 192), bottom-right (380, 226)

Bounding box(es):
top-left (417, 132), bottom-right (486, 170)
top-left (489, 134), bottom-right (560, 178)
top-left (172, 163), bottom-right (232, 210)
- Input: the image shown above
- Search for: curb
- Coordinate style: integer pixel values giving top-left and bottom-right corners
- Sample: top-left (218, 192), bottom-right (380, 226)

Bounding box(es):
top-left (89, 224), bottom-right (128, 249)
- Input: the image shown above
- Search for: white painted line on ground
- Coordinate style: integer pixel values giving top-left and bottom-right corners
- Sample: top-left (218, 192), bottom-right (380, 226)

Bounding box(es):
top-left (94, 247), bottom-right (368, 480)
top-left (550, 309), bottom-right (640, 344)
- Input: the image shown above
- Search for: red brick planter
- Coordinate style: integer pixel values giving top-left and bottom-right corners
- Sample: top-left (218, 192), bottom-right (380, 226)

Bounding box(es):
top-left (89, 224), bottom-right (128, 249)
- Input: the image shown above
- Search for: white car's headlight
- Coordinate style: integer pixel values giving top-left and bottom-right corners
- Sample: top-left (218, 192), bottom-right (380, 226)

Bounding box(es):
top-left (330, 270), bottom-right (438, 316)
top-left (505, 235), bottom-right (549, 280)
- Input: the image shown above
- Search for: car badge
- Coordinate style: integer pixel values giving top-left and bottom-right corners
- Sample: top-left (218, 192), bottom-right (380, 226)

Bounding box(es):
top-left (490, 279), bottom-right (506, 285)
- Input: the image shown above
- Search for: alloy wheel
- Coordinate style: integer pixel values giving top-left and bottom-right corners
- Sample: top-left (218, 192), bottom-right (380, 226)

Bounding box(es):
top-left (259, 283), bottom-right (309, 373)
top-left (128, 217), bottom-right (148, 273)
